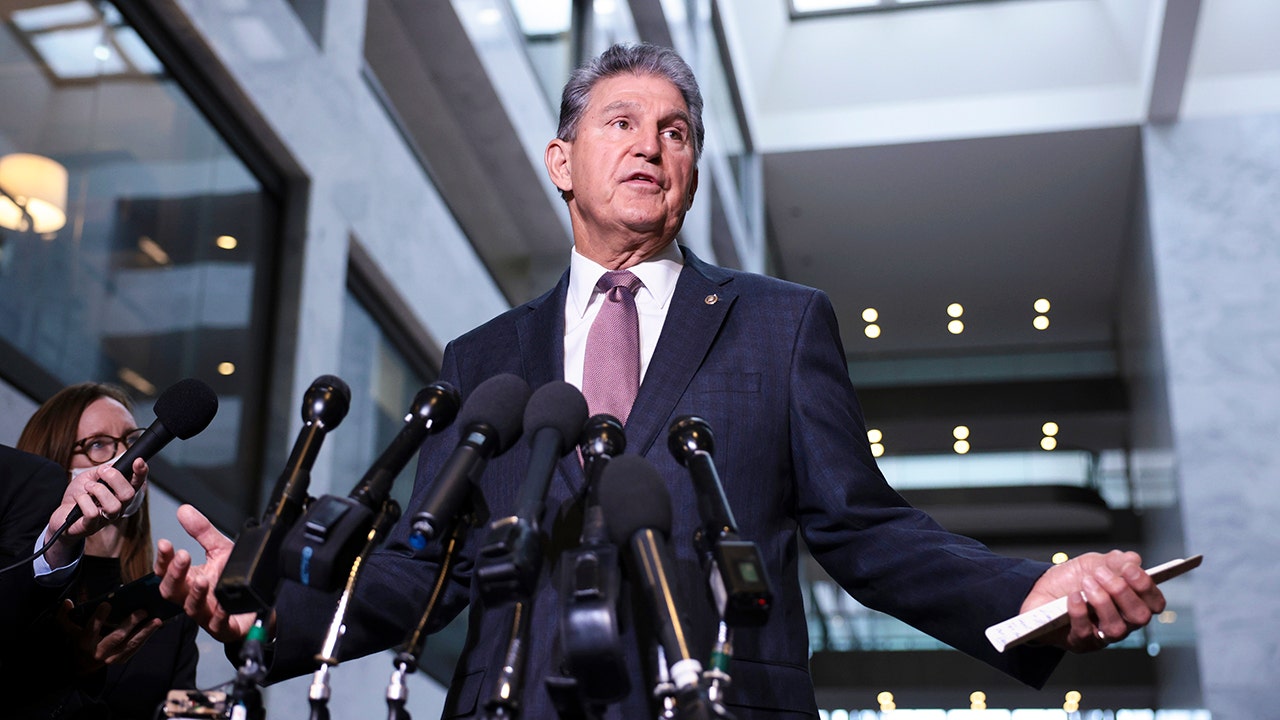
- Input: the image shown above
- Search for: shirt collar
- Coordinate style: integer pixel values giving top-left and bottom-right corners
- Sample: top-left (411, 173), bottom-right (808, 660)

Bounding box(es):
top-left (567, 242), bottom-right (685, 319)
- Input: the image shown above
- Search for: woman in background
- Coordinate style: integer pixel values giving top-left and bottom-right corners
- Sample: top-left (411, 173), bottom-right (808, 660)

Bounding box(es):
top-left (17, 382), bottom-right (199, 719)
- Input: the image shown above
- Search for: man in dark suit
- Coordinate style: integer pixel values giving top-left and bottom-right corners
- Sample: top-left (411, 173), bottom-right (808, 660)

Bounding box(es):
top-left (0, 443), bottom-right (68, 631)
top-left (156, 43), bottom-right (1166, 719)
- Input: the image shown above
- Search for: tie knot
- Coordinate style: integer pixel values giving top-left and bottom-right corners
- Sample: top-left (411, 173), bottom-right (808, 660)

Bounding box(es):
top-left (597, 270), bottom-right (642, 296)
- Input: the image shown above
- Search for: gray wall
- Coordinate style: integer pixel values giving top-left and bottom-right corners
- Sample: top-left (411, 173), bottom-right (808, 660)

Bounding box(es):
top-left (1143, 111), bottom-right (1280, 720)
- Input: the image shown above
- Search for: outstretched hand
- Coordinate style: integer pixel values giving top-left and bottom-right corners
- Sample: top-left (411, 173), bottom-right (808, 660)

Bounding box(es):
top-left (155, 504), bottom-right (255, 644)
top-left (1022, 550), bottom-right (1166, 652)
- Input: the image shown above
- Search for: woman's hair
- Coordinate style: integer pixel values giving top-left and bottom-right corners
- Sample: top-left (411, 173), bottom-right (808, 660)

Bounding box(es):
top-left (17, 382), bottom-right (154, 583)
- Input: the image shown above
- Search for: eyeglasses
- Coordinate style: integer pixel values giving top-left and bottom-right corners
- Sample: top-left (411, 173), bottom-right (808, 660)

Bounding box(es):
top-left (72, 429), bottom-right (146, 465)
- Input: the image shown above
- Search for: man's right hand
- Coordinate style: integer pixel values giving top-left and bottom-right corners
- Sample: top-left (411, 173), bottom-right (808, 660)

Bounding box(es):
top-left (155, 504), bottom-right (256, 644)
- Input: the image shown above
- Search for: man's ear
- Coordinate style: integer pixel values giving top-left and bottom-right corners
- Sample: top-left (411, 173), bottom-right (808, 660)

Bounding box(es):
top-left (545, 139), bottom-right (572, 194)
top-left (685, 168), bottom-right (699, 211)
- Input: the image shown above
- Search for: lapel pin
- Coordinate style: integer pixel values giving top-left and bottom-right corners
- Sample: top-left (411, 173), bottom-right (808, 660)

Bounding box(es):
top-left (705, 294), bottom-right (718, 305)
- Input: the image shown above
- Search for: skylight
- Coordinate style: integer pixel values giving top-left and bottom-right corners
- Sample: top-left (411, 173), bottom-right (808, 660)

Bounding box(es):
top-left (791, 0), bottom-right (993, 17)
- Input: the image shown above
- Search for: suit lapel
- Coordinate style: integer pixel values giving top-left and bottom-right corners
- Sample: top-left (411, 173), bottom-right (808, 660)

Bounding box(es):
top-left (627, 248), bottom-right (736, 457)
top-left (515, 270), bottom-right (587, 492)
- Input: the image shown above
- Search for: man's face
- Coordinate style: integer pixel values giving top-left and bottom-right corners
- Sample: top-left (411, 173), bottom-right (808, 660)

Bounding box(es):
top-left (547, 72), bottom-right (698, 265)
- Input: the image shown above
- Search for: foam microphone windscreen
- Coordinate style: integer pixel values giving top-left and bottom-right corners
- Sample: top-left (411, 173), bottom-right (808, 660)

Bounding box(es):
top-left (153, 377), bottom-right (219, 439)
top-left (524, 381), bottom-right (589, 454)
top-left (458, 373), bottom-right (531, 453)
top-left (597, 454), bottom-right (673, 545)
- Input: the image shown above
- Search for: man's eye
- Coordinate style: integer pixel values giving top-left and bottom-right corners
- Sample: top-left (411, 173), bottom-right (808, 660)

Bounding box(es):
top-left (664, 128), bottom-right (685, 142)
top-left (613, 119), bottom-right (630, 130)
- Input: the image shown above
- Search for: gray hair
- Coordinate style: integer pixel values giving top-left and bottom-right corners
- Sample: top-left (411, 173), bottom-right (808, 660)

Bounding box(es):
top-left (557, 42), bottom-right (705, 162)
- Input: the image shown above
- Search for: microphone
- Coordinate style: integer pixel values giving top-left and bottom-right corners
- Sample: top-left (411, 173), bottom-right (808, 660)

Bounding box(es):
top-left (667, 417), bottom-right (773, 627)
top-left (597, 455), bottom-right (703, 694)
top-left (280, 382), bottom-right (461, 591)
top-left (552, 412), bottom-right (630, 704)
top-left (63, 377), bottom-right (219, 528)
top-left (407, 373), bottom-right (531, 551)
top-left (216, 375), bottom-right (351, 614)
top-left (476, 381), bottom-right (588, 606)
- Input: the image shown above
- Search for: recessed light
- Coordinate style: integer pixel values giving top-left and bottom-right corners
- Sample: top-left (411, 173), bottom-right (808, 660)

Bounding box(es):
top-left (948, 320), bottom-right (964, 335)
top-left (862, 307), bottom-right (878, 323)
top-left (947, 302), bottom-right (964, 318)
top-left (1033, 315), bottom-right (1050, 330)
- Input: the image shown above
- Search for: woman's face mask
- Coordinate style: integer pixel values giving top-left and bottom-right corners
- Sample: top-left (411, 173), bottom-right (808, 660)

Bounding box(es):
top-left (69, 452), bottom-right (146, 519)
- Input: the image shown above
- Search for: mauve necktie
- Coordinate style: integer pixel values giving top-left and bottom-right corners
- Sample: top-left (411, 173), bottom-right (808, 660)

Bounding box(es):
top-left (582, 269), bottom-right (644, 425)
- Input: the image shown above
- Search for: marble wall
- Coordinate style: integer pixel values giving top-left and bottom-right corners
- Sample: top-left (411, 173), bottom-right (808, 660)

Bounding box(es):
top-left (1143, 112), bottom-right (1280, 720)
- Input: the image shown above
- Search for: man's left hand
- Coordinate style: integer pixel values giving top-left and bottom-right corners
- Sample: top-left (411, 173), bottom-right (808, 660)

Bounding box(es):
top-left (1021, 550), bottom-right (1166, 652)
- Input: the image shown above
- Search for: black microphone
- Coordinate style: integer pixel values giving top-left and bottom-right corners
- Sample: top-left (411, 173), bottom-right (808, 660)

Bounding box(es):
top-left (597, 455), bottom-right (704, 694)
top-left (476, 381), bottom-right (588, 606)
top-left (216, 375), bottom-right (351, 613)
top-left (552, 412), bottom-right (630, 705)
top-left (407, 373), bottom-right (531, 551)
top-left (668, 417), bottom-right (773, 627)
top-left (280, 382), bottom-right (461, 591)
top-left (64, 377), bottom-right (219, 528)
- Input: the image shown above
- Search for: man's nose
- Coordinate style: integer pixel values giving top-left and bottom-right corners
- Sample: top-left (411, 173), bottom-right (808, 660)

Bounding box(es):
top-left (632, 127), bottom-right (661, 159)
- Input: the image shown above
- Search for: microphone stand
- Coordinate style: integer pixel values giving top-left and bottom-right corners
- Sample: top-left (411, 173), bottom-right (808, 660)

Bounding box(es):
top-left (386, 518), bottom-right (468, 720)
top-left (479, 600), bottom-right (530, 719)
top-left (226, 616), bottom-right (269, 720)
top-left (307, 499), bottom-right (402, 720)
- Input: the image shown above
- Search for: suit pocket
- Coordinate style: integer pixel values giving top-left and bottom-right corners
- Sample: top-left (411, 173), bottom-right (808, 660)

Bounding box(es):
top-left (722, 656), bottom-right (816, 714)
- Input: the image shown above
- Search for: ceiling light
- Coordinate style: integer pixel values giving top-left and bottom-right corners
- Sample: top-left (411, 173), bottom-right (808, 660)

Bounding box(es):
top-left (947, 320), bottom-right (964, 335)
top-left (870, 443), bottom-right (884, 458)
top-left (952, 425), bottom-right (969, 440)
top-left (1052, 552), bottom-right (1069, 564)
top-left (117, 367), bottom-right (157, 395)
top-left (1033, 315), bottom-right (1050, 330)
top-left (0, 153), bottom-right (68, 234)
top-left (1034, 298), bottom-right (1051, 313)
top-left (138, 236), bottom-right (170, 265)
top-left (947, 302), bottom-right (963, 318)
top-left (953, 440), bottom-right (970, 455)
top-left (1040, 436), bottom-right (1057, 451)
top-left (864, 324), bottom-right (881, 339)
top-left (867, 429), bottom-right (883, 443)
top-left (217, 362), bottom-right (236, 376)
top-left (1042, 421), bottom-right (1059, 436)
top-left (861, 307), bottom-right (878, 323)
top-left (215, 234), bottom-right (238, 250)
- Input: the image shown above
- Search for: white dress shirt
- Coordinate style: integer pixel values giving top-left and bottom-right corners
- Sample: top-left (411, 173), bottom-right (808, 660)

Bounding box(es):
top-left (564, 242), bottom-right (684, 392)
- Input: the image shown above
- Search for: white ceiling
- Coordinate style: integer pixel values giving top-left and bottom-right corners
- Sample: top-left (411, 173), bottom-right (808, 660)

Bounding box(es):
top-left (714, 0), bottom-right (1280, 452)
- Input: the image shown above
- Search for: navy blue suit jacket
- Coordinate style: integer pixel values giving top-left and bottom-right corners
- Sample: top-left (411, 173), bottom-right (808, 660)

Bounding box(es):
top-left (271, 249), bottom-right (1062, 718)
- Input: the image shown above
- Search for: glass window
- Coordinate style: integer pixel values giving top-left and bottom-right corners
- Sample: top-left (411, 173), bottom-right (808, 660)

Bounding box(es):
top-left (0, 0), bottom-right (280, 526)
top-left (333, 287), bottom-right (436, 511)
